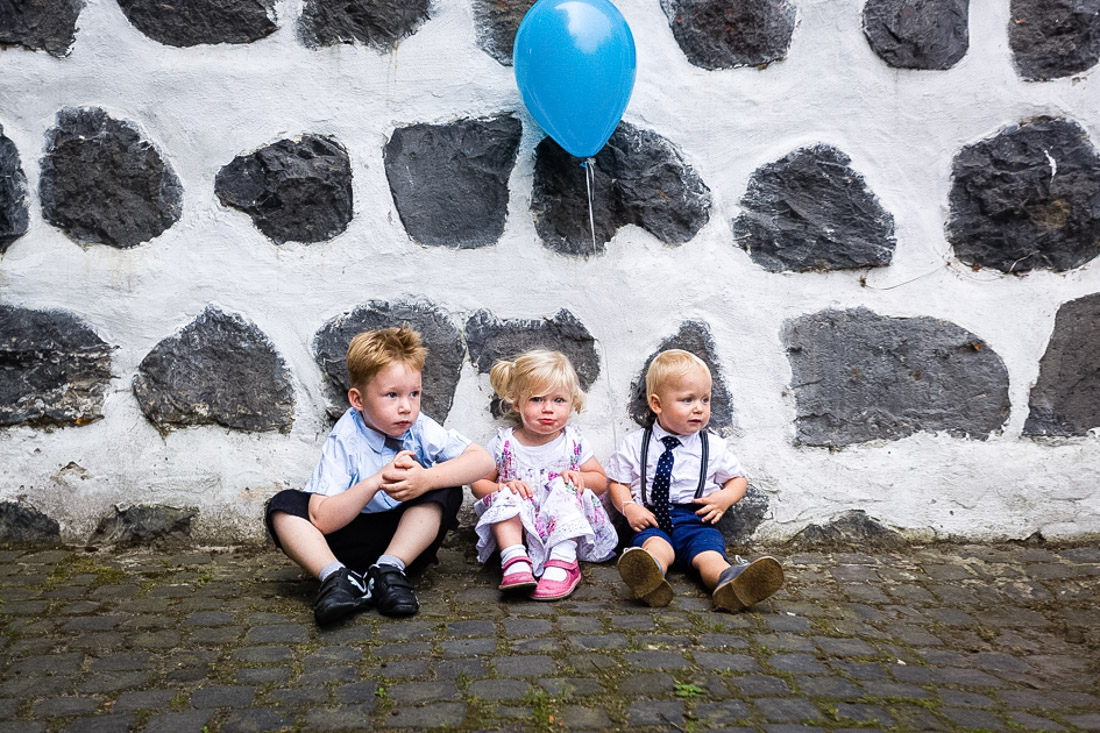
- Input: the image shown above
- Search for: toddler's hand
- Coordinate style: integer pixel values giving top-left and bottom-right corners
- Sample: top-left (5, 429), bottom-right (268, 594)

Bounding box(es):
top-left (560, 470), bottom-right (584, 492)
top-left (693, 496), bottom-right (728, 525)
top-left (500, 480), bottom-right (532, 500)
top-left (624, 503), bottom-right (658, 533)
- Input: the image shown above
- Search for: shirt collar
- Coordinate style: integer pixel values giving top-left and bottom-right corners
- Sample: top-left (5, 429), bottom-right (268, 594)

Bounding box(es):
top-left (351, 409), bottom-right (410, 454)
top-left (651, 420), bottom-right (699, 448)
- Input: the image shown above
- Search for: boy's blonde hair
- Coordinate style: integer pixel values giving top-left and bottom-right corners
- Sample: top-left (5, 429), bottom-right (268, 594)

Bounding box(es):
top-left (489, 349), bottom-right (585, 423)
top-left (645, 349), bottom-right (712, 398)
top-left (346, 325), bottom-right (427, 390)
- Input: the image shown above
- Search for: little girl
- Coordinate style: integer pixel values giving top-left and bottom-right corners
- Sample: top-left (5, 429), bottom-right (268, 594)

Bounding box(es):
top-left (471, 350), bottom-right (617, 600)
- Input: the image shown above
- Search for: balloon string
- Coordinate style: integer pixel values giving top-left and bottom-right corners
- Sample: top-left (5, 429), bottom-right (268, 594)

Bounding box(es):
top-left (584, 157), bottom-right (597, 257)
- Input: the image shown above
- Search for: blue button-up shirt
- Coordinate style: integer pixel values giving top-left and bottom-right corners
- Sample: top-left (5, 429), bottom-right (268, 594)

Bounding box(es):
top-left (304, 408), bottom-right (471, 513)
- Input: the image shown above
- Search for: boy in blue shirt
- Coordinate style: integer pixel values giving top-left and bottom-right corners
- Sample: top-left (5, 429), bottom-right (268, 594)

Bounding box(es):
top-left (607, 349), bottom-right (783, 611)
top-left (265, 326), bottom-right (494, 625)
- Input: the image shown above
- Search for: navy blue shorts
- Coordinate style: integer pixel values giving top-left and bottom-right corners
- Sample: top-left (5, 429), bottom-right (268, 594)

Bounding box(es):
top-left (633, 504), bottom-right (729, 571)
top-left (264, 486), bottom-right (462, 575)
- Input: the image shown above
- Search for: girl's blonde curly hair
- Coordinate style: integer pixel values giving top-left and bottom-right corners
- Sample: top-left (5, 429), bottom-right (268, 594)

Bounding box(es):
top-left (489, 349), bottom-right (585, 425)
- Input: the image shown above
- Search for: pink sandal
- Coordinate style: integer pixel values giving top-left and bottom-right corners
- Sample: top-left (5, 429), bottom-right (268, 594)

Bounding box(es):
top-left (499, 556), bottom-right (537, 591)
top-left (530, 559), bottom-right (581, 601)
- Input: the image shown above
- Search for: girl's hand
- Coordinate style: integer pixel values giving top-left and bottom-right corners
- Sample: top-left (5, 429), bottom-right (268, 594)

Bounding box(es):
top-left (693, 496), bottom-right (731, 525)
top-left (624, 503), bottom-right (658, 532)
top-left (560, 470), bottom-right (584, 492)
top-left (500, 480), bottom-right (532, 499)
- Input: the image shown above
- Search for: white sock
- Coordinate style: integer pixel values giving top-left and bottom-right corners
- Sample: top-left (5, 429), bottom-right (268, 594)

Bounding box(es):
top-left (374, 554), bottom-right (406, 572)
top-left (543, 540), bottom-right (578, 582)
top-left (500, 544), bottom-right (531, 577)
top-left (319, 561), bottom-right (345, 582)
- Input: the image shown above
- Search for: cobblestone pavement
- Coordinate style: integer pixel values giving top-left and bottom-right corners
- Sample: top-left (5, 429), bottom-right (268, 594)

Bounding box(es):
top-left (1, 539), bottom-right (1098, 732)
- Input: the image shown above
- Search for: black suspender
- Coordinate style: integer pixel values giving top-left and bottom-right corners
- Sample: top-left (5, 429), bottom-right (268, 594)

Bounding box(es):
top-left (638, 426), bottom-right (709, 506)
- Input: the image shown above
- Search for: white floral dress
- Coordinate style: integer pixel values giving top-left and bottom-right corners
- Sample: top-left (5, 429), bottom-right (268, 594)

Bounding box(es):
top-left (474, 425), bottom-right (617, 575)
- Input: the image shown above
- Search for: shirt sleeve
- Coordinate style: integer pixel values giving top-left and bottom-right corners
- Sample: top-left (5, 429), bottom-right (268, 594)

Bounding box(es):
top-left (416, 414), bottom-right (472, 465)
top-left (484, 430), bottom-right (505, 473)
top-left (605, 433), bottom-right (639, 487)
top-left (303, 432), bottom-right (356, 497)
top-left (569, 425), bottom-right (595, 466)
top-left (711, 437), bottom-right (746, 485)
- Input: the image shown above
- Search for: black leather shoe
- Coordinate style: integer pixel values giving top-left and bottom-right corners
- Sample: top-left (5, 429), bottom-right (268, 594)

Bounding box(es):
top-left (313, 568), bottom-right (370, 626)
top-left (366, 564), bottom-right (419, 617)
top-left (712, 555), bottom-right (784, 612)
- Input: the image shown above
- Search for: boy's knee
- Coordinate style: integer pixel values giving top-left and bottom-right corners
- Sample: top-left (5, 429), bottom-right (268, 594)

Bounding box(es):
top-left (406, 502), bottom-right (443, 519)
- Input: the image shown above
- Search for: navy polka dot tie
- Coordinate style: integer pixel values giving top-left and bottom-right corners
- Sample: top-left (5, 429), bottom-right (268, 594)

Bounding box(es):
top-left (652, 436), bottom-right (680, 535)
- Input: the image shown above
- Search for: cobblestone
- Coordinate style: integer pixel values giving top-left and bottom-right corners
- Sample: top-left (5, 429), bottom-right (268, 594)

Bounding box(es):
top-left (0, 541), bottom-right (1095, 730)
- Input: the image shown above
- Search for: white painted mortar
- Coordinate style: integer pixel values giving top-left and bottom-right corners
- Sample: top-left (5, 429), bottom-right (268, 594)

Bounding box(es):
top-left (0, 0), bottom-right (1097, 543)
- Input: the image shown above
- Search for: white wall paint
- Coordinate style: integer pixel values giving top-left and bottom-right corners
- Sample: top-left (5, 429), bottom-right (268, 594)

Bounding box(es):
top-left (1, 0), bottom-right (1097, 542)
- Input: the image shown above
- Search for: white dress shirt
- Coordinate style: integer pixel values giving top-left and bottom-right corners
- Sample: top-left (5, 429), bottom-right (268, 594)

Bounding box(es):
top-left (605, 421), bottom-right (745, 505)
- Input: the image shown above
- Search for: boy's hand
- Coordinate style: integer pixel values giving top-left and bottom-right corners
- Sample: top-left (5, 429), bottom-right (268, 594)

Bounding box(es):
top-left (500, 480), bottom-right (532, 500)
top-left (693, 495), bottom-right (733, 524)
top-left (381, 453), bottom-right (432, 501)
top-left (392, 450), bottom-right (421, 470)
top-left (624, 503), bottom-right (658, 532)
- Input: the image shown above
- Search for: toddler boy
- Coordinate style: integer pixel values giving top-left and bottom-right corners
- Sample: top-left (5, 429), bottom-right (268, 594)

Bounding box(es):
top-left (266, 326), bottom-right (494, 625)
top-left (607, 349), bottom-right (783, 611)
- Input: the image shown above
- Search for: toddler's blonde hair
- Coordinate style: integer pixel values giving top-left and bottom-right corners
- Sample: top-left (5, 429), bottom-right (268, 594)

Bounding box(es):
top-left (489, 349), bottom-right (585, 424)
top-left (645, 349), bottom-right (712, 399)
top-left (346, 325), bottom-right (427, 391)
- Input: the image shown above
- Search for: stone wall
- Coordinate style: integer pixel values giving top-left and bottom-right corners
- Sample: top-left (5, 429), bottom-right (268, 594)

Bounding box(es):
top-left (1, 0), bottom-right (1098, 545)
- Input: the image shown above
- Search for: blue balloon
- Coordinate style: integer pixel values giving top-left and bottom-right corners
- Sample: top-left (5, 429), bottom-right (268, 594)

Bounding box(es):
top-left (514, 0), bottom-right (636, 158)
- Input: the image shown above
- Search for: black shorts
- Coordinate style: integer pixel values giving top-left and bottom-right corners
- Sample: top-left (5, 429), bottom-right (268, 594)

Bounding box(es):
top-left (264, 486), bottom-right (463, 575)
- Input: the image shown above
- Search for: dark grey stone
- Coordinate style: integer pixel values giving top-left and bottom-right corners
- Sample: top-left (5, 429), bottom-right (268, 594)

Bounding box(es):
top-left (386, 702), bottom-right (466, 728)
top-left (1025, 292), bottom-right (1100, 436)
top-left (189, 685), bottom-right (255, 708)
top-left (862, 0), bottom-right (969, 69)
top-left (216, 134), bottom-right (353, 244)
top-left (787, 510), bottom-right (907, 550)
top-left (305, 704), bottom-right (376, 730)
top-left (0, 304), bottom-right (113, 427)
top-left (220, 708), bottom-right (289, 733)
top-left (133, 305), bottom-right (294, 433)
top-left (531, 122), bottom-right (711, 257)
top-left (624, 650), bottom-right (691, 670)
top-left (718, 484), bottom-right (768, 544)
top-left (116, 0), bottom-right (275, 47)
top-left (313, 299), bottom-right (464, 423)
top-left (1010, 0), bottom-right (1100, 81)
top-left (0, 125), bottom-right (29, 253)
top-left (628, 700), bottom-right (685, 725)
top-left (40, 107), bottom-right (182, 248)
top-left (59, 713), bottom-right (137, 733)
top-left (0, 502), bottom-right (61, 545)
top-left (659, 0), bottom-right (796, 69)
top-left (472, 0), bottom-right (535, 64)
top-left (143, 710), bottom-right (214, 733)
top-left (627, 321), bottom-right (735, 432)
top-left (733, 144), bottom-right (896, 272)
top-left (299, 0), bottom-right (430, 50)
top-left (86, 505), bottom-right (197, 548)
top-left (0, 0), bottom-right (82, 56)
top-left (384, 115), bottom-right (521, 248)
top-left (696, 700), bottom-right (752, 725)
top-left (465, 308), bottom-right (599, 417)
top-left (947, 117), bottom-right (1100, 273)
top-left (783, 308), bottom-right (1010, 446)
